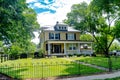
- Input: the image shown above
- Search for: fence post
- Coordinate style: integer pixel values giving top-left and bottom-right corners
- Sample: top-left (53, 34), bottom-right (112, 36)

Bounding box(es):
top-left (1, 54), bottom-right (3, 63)
top-left (78, 61), bottom-right (80, 75)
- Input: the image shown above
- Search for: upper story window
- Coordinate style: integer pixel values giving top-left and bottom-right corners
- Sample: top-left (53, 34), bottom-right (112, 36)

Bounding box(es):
top-left (49, 33), bottom-right (54, 39)
top-left (49, 33), bottom-right (60, 40)
top-left (67, 33), bottom-right (75, 40)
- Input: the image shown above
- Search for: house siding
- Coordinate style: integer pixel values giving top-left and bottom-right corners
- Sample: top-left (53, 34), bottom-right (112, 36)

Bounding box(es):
top-left (45, 31), bottom-right (49, 41)
top-left (76, 32), bottom-right (80, 40)
top-left (60, 32), bottom-right (66, 40)
top-left (44, 31), bottom-right (80, 41)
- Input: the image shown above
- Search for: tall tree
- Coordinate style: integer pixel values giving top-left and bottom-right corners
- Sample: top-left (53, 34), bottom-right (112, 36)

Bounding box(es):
top-left (65, 0), bottom-right (120, 71)
top-left (0, 0), bottom-right (39, 45)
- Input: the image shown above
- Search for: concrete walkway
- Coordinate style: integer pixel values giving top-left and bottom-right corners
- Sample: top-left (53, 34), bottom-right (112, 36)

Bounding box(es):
top-left (0, 73), bottom-right (12, 80)
top-left (58, 71), bottom-right (120, 80)
top-left (79, 62), bottom-right (109, 71)
top-left (65, 58), bottom-right (109, 71)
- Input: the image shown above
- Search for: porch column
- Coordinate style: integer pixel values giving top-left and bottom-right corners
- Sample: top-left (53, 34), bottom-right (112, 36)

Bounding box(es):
top-left (78, 43), bottom-right (80, 54)
top-left (64, 43), bottom-right (66, 55)
top-left (48, 43), bottom-right (51, 55)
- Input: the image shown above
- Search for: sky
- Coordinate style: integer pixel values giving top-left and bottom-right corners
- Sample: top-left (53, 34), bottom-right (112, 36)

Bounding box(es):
top-left (26, 0), bottom-right (91, 44)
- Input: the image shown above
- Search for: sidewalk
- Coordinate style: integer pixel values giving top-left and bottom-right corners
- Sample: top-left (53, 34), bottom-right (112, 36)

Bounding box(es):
top-left (0, 73), bottom-right (12, 80)
top-left (58, 71), bottom-right (120, 80)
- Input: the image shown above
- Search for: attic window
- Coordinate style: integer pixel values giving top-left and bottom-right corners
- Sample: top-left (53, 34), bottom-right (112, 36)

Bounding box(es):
top-left (64, 27), bottom-right (66, 30)
top-left (58, 26), bottom-right (67, 30)
top-left (62, 27), bottom-right (64, 29)
top-left (59, 26), bottom-right (61, 29)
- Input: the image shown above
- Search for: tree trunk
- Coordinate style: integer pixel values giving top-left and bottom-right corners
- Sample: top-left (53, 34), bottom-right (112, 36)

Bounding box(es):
top-left (108, 56), bottom-right (112, 72)
top-left (104, 49), bottom-right (112, 72)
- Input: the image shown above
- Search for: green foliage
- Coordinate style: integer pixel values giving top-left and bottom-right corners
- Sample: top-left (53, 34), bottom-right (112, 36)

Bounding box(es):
top-left (0, 0), bottom-right (39, 54)
top-left (65, 0), bottom-right (120, 57)
top-left (80, 34), bottom-right (93, 41)
top-left (109, 41), bottom-right (120, 51)
top-left (38, 49), bottom-right (45, 58)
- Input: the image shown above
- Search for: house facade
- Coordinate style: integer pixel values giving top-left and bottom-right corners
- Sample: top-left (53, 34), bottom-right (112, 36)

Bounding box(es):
top-left (40, 22), bottom-right (93, 56)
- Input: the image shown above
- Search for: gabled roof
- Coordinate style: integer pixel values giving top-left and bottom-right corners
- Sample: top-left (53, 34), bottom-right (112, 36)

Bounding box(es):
top-left (41, 23), bottom-right (80, 32)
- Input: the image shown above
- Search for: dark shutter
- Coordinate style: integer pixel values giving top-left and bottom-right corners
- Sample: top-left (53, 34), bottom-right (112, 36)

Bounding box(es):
top-left (46, 44), bottom-right (48, 51)
top-left (59, 33), bottom-right (60, 40)
top-left (49, 33), bottom-right (50, 39)
top-left (74, 33), bottom-right (76, 40)
top-left (66, 33), bottom-right (67, 40)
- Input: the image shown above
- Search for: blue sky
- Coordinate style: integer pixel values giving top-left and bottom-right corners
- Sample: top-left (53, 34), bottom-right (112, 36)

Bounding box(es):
top-left (27, 0), bottom-right (91, 44)
top-left (26, 0), bottom-right (91, 26)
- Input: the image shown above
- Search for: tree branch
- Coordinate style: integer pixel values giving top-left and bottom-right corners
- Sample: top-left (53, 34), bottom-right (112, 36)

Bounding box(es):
top-left (92, 33), bottom-right (106, 52)
top-left (108, 36), bottom-right (115, 49)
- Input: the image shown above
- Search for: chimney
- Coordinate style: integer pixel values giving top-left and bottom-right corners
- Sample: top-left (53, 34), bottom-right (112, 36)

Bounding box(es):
top-left (56, 21), bottom-right (59, 24)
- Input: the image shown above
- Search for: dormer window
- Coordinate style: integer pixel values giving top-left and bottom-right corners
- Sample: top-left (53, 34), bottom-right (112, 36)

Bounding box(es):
top-left (62, 27), bottom-right (64, 29)
top-left (59, 26), bottom-right (61, 30)
top-left (64, 27), bottom-right (66, 30)
top-left (54, 22), bottom-right (68, 31)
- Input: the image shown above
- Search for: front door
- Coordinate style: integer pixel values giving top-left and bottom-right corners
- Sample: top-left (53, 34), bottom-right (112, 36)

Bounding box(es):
top-left (54, 45), bottom-right (61, 53)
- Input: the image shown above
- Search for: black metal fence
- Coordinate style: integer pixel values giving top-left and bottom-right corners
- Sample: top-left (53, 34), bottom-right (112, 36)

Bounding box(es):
top-left (0, 61), bottom-right (104, 79)
top-left (0, 54), bottom-right (9, 63)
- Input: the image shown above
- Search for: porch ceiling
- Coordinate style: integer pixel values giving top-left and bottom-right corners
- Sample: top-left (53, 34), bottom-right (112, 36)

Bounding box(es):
top-left (46, 40), bottom-right (93, 44)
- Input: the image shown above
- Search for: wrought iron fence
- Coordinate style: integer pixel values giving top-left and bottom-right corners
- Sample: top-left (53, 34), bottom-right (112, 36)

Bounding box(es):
top-left (0, 61), bottom-right (103, 79)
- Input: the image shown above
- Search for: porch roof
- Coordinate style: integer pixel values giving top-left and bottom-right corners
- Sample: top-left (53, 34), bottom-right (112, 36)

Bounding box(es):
top-left (46, 40), bottom-right (93, 44)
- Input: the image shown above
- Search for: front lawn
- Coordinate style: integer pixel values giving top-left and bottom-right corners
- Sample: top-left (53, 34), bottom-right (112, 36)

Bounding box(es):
top-left (0, 58), bottom-right (104, 79)
top-left (70, 56), bottom-right (120, 70)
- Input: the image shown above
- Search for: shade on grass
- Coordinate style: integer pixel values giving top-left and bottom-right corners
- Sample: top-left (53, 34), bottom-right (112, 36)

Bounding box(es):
top-left (0, 58), bottom-right (104, 79)
top-left (70, 56), bottom-right (120, 70)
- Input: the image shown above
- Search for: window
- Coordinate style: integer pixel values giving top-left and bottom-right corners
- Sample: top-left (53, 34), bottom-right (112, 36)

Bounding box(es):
top-left (69, 44), bottom-right (76, 50)
top-left (49, 33), bottom-right (54, 39)
top-left (49, 33), bottom-right (60, 40)
top-left (64, 27), bottom-right (66, 30)
top-left (68, 33), bottom-right (75, 40)
top-left (59, 26), bottom-right (61, 30)
top-left (55, 33), bottom-right (60, 40)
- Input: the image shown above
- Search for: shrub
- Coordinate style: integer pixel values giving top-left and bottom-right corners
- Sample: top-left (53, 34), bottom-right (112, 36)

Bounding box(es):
top-left (34, 52), bottom-right (39, 58)
top-left (9, 53), bottom-right (19, 60)
top-left (34, 49), bottom-right (45, 58)
top-left (77, 54), bottom-right (82, 57)
top-left (73, 53), bottom-right (77, 56)
top-left (39, 49), bottom-right (45, 58)
top-left (20, 53), bottom-right (27, 58)
top-left (91, 53), bottom-right (96, 57)
top-left (68, 54), bottom-right (73, 57)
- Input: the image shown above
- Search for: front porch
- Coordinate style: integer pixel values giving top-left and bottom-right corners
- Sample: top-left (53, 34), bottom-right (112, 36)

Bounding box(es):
top-left (45, 40), bottom-right (93, 56)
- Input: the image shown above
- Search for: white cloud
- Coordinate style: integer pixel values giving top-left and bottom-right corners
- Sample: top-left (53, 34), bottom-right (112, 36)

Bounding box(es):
top-left (31, 32), bottom-right (39, 44)
top-left (37, 0), bottom-right (91, 26)
top-left (26, 0), bottom-right (38, 3)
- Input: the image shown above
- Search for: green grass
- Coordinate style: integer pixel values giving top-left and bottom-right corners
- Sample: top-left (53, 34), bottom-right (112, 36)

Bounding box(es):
top-left (0, 58), bottom-right (104, 79)
top-left (70, 56), bottom-right (120, 70)
top-left (95, 77), bottom-right (120, 80)
top-left (104, 77), bottom-right (120, 80)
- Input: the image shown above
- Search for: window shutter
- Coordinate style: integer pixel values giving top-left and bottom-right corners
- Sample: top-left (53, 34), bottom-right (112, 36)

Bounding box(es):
top-left (66, 33), bottom-right (67, 40)
top-left (74, 33), bottom-right (76, 40)
top-left (49, 33), bottom-right (50, 39)
top-left (46, 44), bottom-right (48, 51)
top-left (59, 33), bottom-right (60, 40)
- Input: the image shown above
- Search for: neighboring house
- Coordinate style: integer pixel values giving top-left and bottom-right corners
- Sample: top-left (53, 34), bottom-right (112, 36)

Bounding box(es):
top-left (39, 22), bottom-right (93, 56)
